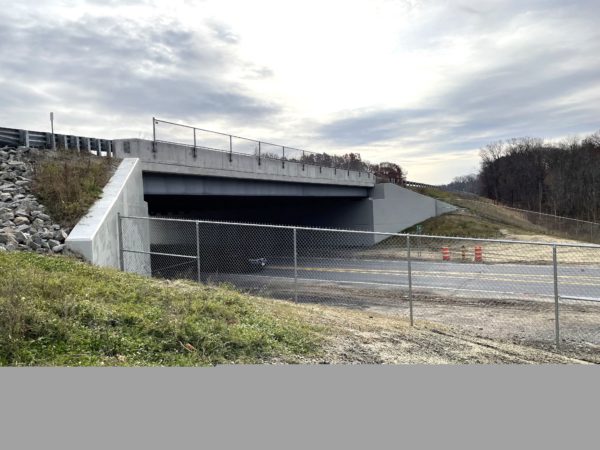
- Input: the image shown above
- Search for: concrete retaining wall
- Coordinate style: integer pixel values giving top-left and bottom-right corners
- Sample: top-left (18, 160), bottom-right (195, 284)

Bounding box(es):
top-left (66, 158), bottom-right (150, 274)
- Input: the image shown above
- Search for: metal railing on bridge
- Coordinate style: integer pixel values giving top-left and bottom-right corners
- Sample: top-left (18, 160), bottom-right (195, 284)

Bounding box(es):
top-left (152, 118), bottom-right (373, 177)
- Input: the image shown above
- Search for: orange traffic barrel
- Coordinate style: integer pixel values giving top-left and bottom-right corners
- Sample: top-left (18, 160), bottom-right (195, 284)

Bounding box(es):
top-left (474, 245), bottom-right (483, 262)
top-left (442, 247), bottom-right (450, 261)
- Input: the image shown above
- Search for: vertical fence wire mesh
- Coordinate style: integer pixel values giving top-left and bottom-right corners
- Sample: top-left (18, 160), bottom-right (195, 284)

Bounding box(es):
top-left (556, 245), bottom-right (600, 352)
top-left (119, 216), bottom-right (600, 356)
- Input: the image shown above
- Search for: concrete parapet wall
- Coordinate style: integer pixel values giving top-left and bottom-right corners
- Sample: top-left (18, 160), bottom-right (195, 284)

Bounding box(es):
top-left (66, 158), bottom-right (150, 274)
top-left (112, 139), bottom-right (375, 188)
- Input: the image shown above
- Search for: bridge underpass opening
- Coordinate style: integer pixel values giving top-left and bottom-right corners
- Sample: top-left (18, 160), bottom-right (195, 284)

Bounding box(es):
top-left (145, 194), bottom-right (371, 229)
top-left (143, 193), bottom-right (377, 280)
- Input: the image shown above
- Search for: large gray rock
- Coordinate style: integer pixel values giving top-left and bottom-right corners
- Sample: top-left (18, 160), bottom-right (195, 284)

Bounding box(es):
top-left (48, 239), bottom-right (61, 249)
top-left (0, 232), bottom-right (17, 246)
top-left (0, 211), bottom-right (14, 221)
top-left (32, 218), bottom-right (44, 228)
top-left (14, 216), bottom-right (30, 226)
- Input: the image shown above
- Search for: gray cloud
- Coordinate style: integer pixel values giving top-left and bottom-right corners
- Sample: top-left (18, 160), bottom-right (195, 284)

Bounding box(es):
top-left (0, 14), bottom-right (279, 127)
top-left (318, 2), bottom-right (600, 160)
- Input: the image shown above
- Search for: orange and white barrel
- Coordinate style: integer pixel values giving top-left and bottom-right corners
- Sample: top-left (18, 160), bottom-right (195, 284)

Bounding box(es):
top-left (474, 246), bottom-right (483, 262)
top-left (442, 247), bottom-right (450, 261)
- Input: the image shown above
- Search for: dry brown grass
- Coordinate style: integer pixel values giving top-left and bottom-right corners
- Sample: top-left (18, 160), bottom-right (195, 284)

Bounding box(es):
top-left (31, 149), bottom-right (118, 229)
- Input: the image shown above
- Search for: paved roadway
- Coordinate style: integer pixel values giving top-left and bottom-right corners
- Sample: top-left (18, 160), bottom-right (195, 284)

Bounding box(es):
top-left (258, 257), bottom-right (600, 301)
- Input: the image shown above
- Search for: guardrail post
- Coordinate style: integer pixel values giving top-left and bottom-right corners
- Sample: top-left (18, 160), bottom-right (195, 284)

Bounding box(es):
top-left (407, 234), bottom-right (413, 326)
top-left (258, 141), bottom-right (261, 166)
top-left (293, 227), bottom-right (298, 302)
top-left (19, 130), bottom-right (29, 147)
top-left (302, 151), bottom-right (305, 171)
top-left (229, 135), bottom-right (233, 162)
top-left (196, 221), bottom-right (201, 284)
top-left (117, 213), bottom-right (124, 271)
top-left (282, 146), bottom-right (285, 168)
top-left (45, 133), bottom-right (54, 150)
top-left (553, 245), bottom-right (560, 349)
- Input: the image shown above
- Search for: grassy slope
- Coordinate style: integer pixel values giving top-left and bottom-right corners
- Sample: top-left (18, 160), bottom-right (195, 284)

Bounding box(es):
top-left (0, 252), bottom-right (586, 365)
top-left (0, 252), bottom-right (320, 366)
top-left (31, 150), bottom-right (118, 229)
top-left (405, 187), bottom-right (548, 238)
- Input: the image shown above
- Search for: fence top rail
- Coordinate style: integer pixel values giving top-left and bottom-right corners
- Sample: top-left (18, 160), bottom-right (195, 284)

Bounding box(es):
top-left (460, 198), bottom-right (600, 226)
top-left (559, 295), bottom-right (600, 303)
top-left (119, 215), bottom-right (600, 249)
top-left (154, 117), bottom-right (373, 174)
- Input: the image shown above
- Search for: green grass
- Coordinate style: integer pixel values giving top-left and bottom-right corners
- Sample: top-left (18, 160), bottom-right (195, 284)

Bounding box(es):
top-left (410, 186), bottom-right (547, 236)
top-left (31, 150), bottom-right (117, 229)
top-left (404, 213), bottom-right (504, 238)
top-left (0, 252), bottom-right (321, 366)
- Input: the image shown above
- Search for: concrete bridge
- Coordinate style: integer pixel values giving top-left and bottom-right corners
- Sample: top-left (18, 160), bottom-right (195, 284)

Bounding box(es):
top-left (109, 137), bottom-right (454, 233)
top-left (0, 119), bottom-right (456, 271)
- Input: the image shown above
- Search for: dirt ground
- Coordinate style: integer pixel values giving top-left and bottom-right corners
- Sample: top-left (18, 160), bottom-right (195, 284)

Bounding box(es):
top-left (244, 279), bottom-right (600, 364)
top-left (264, 299), bottom-right (591, 364)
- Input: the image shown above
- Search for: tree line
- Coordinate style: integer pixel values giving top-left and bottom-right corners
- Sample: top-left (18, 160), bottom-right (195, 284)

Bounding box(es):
top-left (294, 151), bottom-right (407, 184)
top-left (445, 131), bottom-right (600, 221)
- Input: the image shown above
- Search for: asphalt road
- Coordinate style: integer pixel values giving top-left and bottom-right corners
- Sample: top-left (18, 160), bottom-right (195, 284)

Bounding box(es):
top-left (258, 257), bottom-right (600, 301)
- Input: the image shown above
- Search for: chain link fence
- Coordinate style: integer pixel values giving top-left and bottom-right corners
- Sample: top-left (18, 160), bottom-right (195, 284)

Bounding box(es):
top-left (119, 215), bottom-right (600, 357)
top-left (449, 196), bottom-right (600, 243)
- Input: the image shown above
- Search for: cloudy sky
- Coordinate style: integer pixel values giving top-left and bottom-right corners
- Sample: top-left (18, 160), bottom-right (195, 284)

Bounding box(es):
top-left (1, 0), bottom-right (599, 183)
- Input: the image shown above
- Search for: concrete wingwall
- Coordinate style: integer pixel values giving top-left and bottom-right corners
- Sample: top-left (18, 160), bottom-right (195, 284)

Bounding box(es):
top-left (315, 183), bottom-right (457, 244)
top-left (65, 158), bottom-right (150, 275)
top-left (369, 183), bottom-right (457, 241)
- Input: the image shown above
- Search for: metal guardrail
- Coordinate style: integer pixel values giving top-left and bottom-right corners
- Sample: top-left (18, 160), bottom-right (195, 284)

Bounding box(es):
top-left (152, 117), bottom-right (373, 177)
top-left (0, 125), bottom-right (113, 156)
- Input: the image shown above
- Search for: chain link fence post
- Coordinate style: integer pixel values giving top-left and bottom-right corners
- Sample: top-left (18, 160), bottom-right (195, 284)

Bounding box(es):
top-left (407, 234), bottom-right (414, 326)
top-left (553, 244), bottom-right (560, 349)
top-left (196, 221), bottom-right (201, 284)
top-left (117, 213), bottom-right (124, 271)
top-left (293, 227), bottom-right (298, 302)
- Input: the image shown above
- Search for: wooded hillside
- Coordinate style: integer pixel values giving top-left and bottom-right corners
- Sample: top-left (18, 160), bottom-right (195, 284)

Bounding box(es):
top-left (448, 131), bottom-right (600, 221)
